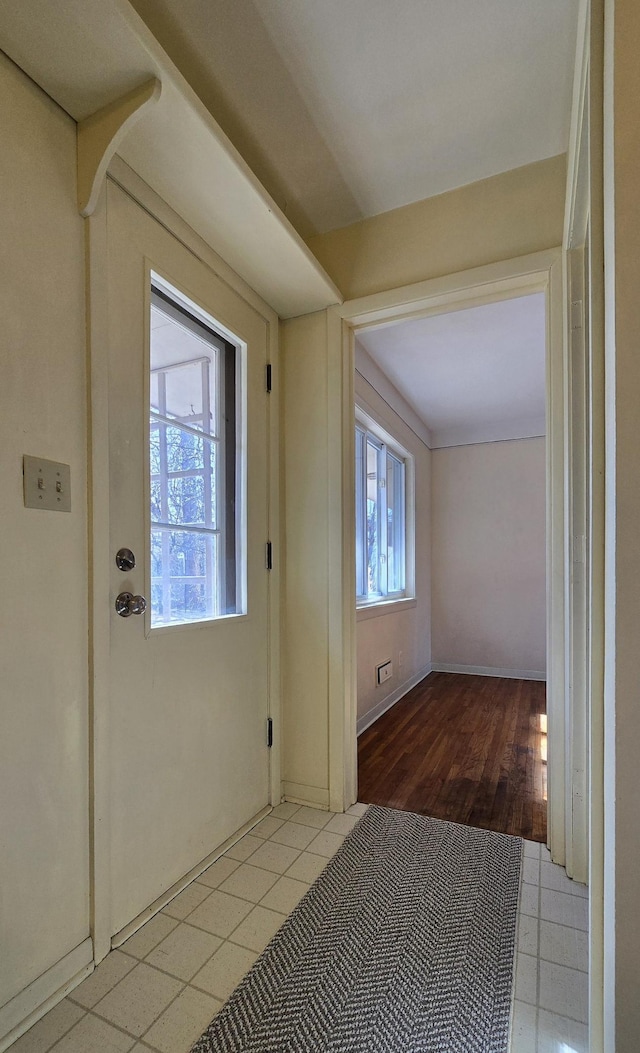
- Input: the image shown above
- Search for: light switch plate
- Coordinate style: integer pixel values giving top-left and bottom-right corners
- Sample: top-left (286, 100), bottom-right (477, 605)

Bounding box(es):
top-left (23, 455), bottom-right (71, 512)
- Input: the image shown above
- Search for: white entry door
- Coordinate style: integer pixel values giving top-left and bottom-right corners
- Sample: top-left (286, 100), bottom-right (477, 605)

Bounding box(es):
top-left (106, 181), bottom-right (272, 937)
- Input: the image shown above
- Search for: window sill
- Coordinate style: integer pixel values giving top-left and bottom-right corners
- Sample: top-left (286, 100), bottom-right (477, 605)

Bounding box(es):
top-left (356, 597), bottom-right (417, 622)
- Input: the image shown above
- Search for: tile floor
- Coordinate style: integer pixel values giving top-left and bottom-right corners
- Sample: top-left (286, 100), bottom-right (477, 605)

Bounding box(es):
top-left (8, 805), bottom-right (588, 1053)
top-left (512, 839), bottom-right (589, 1053)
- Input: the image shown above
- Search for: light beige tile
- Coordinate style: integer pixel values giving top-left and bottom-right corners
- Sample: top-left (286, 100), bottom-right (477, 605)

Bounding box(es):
top-left (229, 905), bottom-right (286, 953)
top-left (69, 951), bottom-right (137, 1009)
top-left (540, 860), bottom-right (588, 898)
top-left (251, 816), bottom-right (285, 839)
top-left (540, 845), bottom-right (552, 864)
top-left (247, 840), bottom-right (301, 874)
top-left (218, 864), bottom-right (279, 903)
top-left (270, 802), bottom-right (301, 820)
top-left (539, 960), bottom-right (588, 1023)
top-left (269, 821), bottom-right (318, 850)
top-left (94, 962), bottom-right (183, 1037)
top-left (192, 941), bottom-right (258, 1001)
top-left (518, 883), bottom-right (540, 918)
top-left (51, 1014), bottom-right (136, 1052)
top-left (9, 999), bottom-right (85, 1053)
top-left (514, 952), bottom-right (538, 1005)
top-left (324, 813), bottom-right (359, 836)
top-left (347, 803), bottom-right (368, 817)
top-left (161, 883), bottom-right (211, 921)
top-left (145, 924), bottom-right (222, 981)
top-left (517, 913), bottom-right (539, 957)
top-left (508, 1000), bottom-right (537, 1053)
top-left (290, 806), bottom-right (332, 830)
top-left (196, 857), bottom-right (240, 889)
top-left (539, 920), bottom-right (588, 972)
top-left (305, 830), bottom-right (345, 859)
top-left (224, 834), bottom-right (262, 862)
top-left (537, 1009), bottom-right (589, 1053)
top-left (142, 986), bottom-right (221, 1053)
top-left (187, 889), bottom-right (253, 938)
top-left (523, 840), bottom-right (541, 859)
top-left (260, 875), bottom-right (309, 915)
top-left (522, 856), bottom-right (540, 886)
top-left (121, 915), bottom-right (179, 960)
top-left (285, 851), bottom-right (328, 884)
top-left (540, 889), bottom-right (589, 932)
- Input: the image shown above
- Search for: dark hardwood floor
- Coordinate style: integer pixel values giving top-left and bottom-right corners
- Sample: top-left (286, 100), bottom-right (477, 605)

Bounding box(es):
top-left (358, 671), bottom-right (547, 842)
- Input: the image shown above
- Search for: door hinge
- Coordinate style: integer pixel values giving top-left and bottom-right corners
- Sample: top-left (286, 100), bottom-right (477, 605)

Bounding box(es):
top-left (265, 541), bottom-right (273, 570)
top-left (266, 363), bottom-right (272, 393)
top-left (267, 717), bottom-right (273, 748)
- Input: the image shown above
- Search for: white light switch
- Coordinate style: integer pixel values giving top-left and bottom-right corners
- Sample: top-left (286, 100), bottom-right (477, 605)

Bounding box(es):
top-left (23, 455), bottom-right (71, 512)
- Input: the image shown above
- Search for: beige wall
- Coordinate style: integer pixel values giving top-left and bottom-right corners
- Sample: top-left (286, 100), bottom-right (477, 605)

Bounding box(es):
top-left (307, 155), bottom-right (566, 301)
top-left (0, 55), bottom-right (89, 1012)
top-left (283, 161), bottom-right (564, 806)
top-left (355, 371), bottom-right (431, 729)
top-left (280, 311), bottom-right (332, 806)
top-left (431, 438), bottom-right (546, 675)
top-left (604, 0), bottom-right (640, 1046)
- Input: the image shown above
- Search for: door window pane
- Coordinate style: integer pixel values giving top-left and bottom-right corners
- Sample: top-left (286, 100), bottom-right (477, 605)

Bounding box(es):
top-left (150, 282), bottom-right (242, 626)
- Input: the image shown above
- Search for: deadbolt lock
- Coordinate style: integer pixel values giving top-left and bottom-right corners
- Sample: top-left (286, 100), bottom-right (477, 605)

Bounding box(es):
top-left (115, 548), bottom-right (136, 572)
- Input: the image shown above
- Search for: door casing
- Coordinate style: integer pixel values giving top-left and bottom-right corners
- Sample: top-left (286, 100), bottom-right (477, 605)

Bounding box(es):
top-left (326, 250), bottom-right (567, 859)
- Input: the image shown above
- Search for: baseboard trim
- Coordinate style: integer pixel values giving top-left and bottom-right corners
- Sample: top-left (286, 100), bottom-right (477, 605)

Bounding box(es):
top-left (282, 782), bottom-right (330, 809)
top-left (111, 804), bottom-right (272, 949)
top-left (431, 662), bottom-right (546, 682)
top-left (0, 938), bottom-right (93, 1052)
top-left (357, 663), bottom-right (433, 736)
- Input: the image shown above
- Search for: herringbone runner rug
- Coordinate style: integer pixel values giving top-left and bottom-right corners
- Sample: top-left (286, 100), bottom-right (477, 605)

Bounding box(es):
top-left (192, 806), bottom-right (522, 1053)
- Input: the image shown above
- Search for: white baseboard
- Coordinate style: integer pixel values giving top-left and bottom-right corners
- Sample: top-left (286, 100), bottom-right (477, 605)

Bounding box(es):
top-left (282, 782), bottom-right (330, 809)
top-left (431, 662), bottom-right (546, 682)
top-left (0, 938), bottom-right (93, 1052)
top-left (111, 804), bottom-right (273, 949)
top-left (357, 663), bottom-right (433, 736)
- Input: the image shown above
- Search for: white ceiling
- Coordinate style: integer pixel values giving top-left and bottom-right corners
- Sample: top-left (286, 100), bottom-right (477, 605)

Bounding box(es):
top-left (129, 0), bottom-right (580, 236)
top-left (356, 294), bottom-right (546, 448)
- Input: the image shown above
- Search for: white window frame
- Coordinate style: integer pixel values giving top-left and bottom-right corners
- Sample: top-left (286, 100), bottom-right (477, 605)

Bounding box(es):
top-left (148, 276), bottom-right (245, 629)
top-left (355, 408), bottom-right (414, 609)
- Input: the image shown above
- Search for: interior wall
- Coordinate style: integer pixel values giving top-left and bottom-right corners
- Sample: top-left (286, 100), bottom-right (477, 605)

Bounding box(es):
top-left (307, 154), bottom-right (566, 301)
top-left (280, 310), bottom-right (332, 807)
top-left (431, 437), bottom-right (546, 676)
top-left (604, 0), bottom-right (640, 1045)
top-left (0, 54), bottom-right (89, 1010)
top-left (282, 163), bottom-right (565, 809)
top-left (355, 362), bottom-right (431, 731)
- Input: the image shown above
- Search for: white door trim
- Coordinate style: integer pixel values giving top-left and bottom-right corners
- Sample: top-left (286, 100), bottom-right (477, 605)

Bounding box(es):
top-left (565, 0), bottom-right (606, 1047)
top-left (327, 250), bottom-right (566, 863)
top-left (86, 161), bottom-right (281, 962)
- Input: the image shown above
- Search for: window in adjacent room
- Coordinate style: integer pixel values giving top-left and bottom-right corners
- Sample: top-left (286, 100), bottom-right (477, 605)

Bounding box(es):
top-left (355, 416), bottom-right (412, 606)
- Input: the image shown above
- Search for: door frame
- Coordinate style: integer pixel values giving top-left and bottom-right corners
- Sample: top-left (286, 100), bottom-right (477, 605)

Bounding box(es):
top-left (86, 158), bottom-right (281, 962)
top-left (327, 248), bottom-right (567, 853)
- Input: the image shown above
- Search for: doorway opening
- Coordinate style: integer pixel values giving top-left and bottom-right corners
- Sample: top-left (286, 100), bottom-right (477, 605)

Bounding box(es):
top-left (330, 249), bottom-right (576, 871)
top-left (353, 292), bottom-right (548, 841)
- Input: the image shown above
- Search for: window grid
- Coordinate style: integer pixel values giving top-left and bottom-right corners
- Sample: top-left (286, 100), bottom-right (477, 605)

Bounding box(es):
top-left (356, 423), bottom-right (407, 605)
top-left (151, 355), bottom-right (221, 622)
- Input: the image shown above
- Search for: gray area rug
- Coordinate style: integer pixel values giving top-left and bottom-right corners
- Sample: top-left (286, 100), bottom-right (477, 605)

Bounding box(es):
top-left (192, 806), bottom-right (522, 1053)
